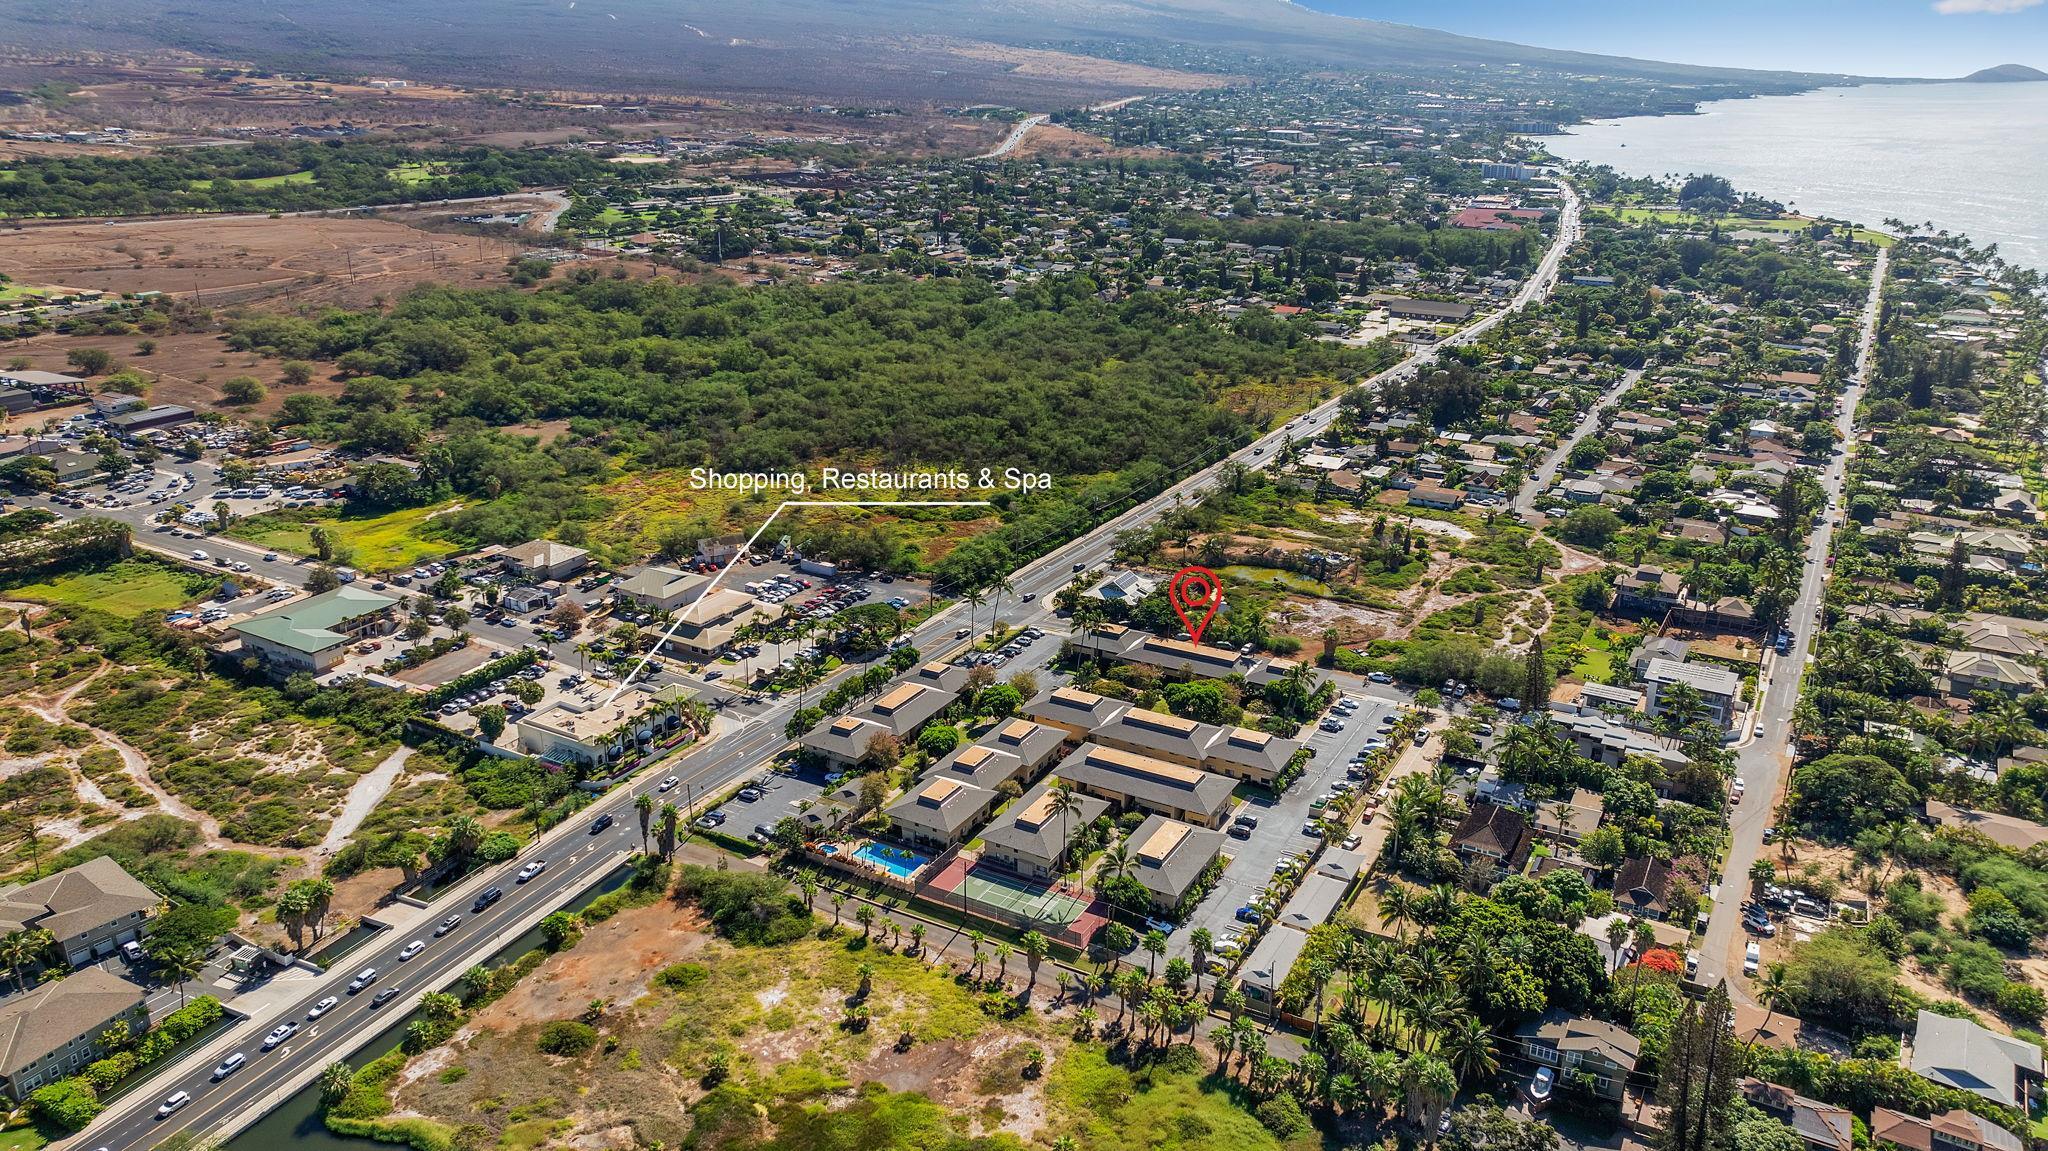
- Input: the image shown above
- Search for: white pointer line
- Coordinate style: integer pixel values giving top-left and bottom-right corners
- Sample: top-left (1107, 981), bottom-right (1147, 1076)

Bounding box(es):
top-left (602, 499), bottom-right (992, 706)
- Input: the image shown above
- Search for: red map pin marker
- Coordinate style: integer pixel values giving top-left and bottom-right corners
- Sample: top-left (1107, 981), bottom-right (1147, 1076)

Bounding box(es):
top-left (1169, 566), bottom-right (1224, 646)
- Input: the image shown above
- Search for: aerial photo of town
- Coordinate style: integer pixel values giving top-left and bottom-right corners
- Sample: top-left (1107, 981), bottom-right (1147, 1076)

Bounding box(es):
top-left (0, 1), bottom-right (2041, 1150)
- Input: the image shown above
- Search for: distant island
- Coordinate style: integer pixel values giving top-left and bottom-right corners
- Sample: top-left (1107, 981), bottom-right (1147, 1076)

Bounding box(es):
top-left (1961, 63), bottom-right (2048, 82)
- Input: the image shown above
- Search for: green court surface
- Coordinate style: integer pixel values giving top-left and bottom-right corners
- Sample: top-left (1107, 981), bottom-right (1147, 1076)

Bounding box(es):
top-left (951, 868), bottom-right (1087, 926)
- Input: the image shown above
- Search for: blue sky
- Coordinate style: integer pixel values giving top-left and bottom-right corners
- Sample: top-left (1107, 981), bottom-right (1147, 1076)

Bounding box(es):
top-left (1294, 0), bottom-right (2048, 76)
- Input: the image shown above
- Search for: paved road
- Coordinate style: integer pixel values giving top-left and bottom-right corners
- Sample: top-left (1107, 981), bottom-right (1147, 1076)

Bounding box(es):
top-left (1512, 366), bottom-right (1646, 518)
top-left (977, 114), bottom-right (1049, 159)
top-left (1695, 248), bottom-right (1888, 997)
top-left (70, 182), bottom-right (1585, 1151)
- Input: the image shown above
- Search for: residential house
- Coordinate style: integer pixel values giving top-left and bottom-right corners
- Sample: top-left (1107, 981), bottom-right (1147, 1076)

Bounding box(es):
top-left (1740, 1080), bottom-right (1853, 1151)
top-left (0, 857), bottom-right (159, 967)
top-left (0, 967), bottom-right (150, 1101)
top-left (1924, 800), bottom-right (2048, 852)
top-left (1944, 651), bottom-right (2043, 697)
top-left (978, 779), bottom-right (1107, 880)
top-left (1051, 743), bottom-right (1237, 829)
top-left (1023, 685), bottom-right (1129, 741)
top-left (1642, 657), bottom-right (1742, 728)
top-left (1871, 1108), bottom-right (2021, 1151)
top-left (1907, 1010), bottom-right (2043, 1110)
top-left (1125, 815), bottom-right (1226, 916)
top-left (798, 682), bottom-right (955, 769)
top-left (1612, 855), bottom-right (1677, 920)
top-left (1536, 789), bottom-right (1604, 845)
top-left (1406, 482), bottom-right (1467, 510)
top-left (1513, 1011), bottom-right (1641, 1103)
top-left (1614, 566), bottom-right (1685, 617)
top-left (882, 776), bottom-right (995, 851)
top-left (1450, 801), bottom-right (1532, 871)
top-left (694, 533), bottom-right (746, 566)
top-left (227, 585), bottom-right (401, 676)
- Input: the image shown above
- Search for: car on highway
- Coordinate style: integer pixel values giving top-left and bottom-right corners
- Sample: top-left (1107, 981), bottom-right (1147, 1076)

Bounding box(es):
top-left (211, 1052), bottom-right (247, 1080)
top-left (472, 887), bottom-right (503, 912)
top-left (371, 986), bottom-right (403, 1007)
top-left (658, 775), bottom-right (680, 792)
top-left (589, 813), bottom-right (614, 834)
top-left (347, 967), bottom-right (379, 993)
top-left (156, 1090), bottom-right (192, 1120)
top-left (308, 995), bottom-right (339, 1019)
top-left (262, 1020), bottom-right (299, 1049)
top-left (516, 859), bottom-right (547, 883)
top-left (399, 940), bottom-right (426, 961)
top-left (434, 914), bottom-right (461, 936)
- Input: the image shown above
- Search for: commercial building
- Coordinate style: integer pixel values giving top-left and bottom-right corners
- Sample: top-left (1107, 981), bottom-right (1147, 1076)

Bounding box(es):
top-left (658, 587), bottom-right (760, 658)
top-left (500, 539), bottom-right (591, 582)
top-left (612, 565), bottom-right (706, 613)
top-left (0, 967), bottom-right (150, 1101)
top-left (0, 857), bottom-right (158, 967)
top-left (227, 585), bottom-right (401, 676)
top-left (514, 682), bottom-right (698, 767)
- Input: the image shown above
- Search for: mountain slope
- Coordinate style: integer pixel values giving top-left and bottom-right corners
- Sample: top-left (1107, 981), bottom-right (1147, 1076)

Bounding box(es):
top-left (0, 0), bottom-right (1859, 103)
top-left (1962, 63), bottom-right (2048, 82)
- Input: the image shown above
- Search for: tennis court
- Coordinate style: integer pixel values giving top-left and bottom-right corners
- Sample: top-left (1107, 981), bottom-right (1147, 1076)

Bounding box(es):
top-left (926, 855), bottom-right (1097, 933)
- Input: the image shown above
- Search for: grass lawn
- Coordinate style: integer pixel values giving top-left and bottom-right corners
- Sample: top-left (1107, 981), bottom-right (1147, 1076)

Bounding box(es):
top-left (186, 170), bottom-right (317, 190)
top-left (387, 162), bottom-right (447, 185)
top-left (0, 1124), bottom-right (49, 1151)
top-left (1572, 620), bottom-right (1616, 682)
top-left (231, 504), bottom-right (462, 572)
top-left (1601, 207), bottom-right (1893, 247)
top-left (5, 558), bottom-right (214, 616)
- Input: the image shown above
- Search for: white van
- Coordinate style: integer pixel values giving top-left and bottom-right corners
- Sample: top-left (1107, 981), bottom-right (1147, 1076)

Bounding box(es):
top-left (1743, 941), bottom-right (1761, 976)
top-left (191, 549), bottom-right (209, 562)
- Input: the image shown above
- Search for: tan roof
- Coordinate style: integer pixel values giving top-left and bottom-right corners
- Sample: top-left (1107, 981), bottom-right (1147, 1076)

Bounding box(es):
top-left (1225, 728), bottom-right (1273, 749)
top-left (1137, 820), bottom-right (1191, 865)
top-left (996, 719), bottom-right (1037, 744)
top-left (918, 778), bottom-right (965, 806)
top-left (829, 716), bottom-right (865, 735)
top-left (1124, 709), bottom-right (1200, 735)
top-left (1051, 686), bottom-right (1102, 706)
top-left (873, 683), bottom-right (921, 713)
top-left (1084, 744), bottom-right (1206, 787)
top-left (1012, 790), bottom-right (1059, 831)
top-left (956, 745), bottom-right (995, 768)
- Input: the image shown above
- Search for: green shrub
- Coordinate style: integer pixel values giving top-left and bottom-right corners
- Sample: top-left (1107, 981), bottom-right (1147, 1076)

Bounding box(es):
top-left (536, 1020), bottom-right (597, 1056)
top-left (28, 1078), bottom-right (101, 1130)
top-left (655, 962), bottom-right (709, 991)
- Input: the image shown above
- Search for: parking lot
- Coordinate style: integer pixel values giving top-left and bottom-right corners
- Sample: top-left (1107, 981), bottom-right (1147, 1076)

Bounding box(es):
top-left (688, 757), bottom-right (833, 841)
top-left (1171, 690), bottom-right (1411, 964)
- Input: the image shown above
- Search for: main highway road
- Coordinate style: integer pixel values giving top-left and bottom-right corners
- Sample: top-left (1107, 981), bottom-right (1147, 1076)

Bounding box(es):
top-left (72, 182), bottom-right (1581, 1150)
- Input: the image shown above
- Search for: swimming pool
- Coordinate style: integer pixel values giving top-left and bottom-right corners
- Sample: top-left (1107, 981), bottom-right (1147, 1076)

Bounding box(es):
top-left (852, 841), bottom-right (930, 879)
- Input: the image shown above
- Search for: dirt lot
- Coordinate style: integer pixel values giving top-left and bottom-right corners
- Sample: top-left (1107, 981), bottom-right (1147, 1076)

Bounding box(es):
top-left (0, 210), bottom-right (535, 307)
top-left (391, 889), bottom-right (1077, 1149)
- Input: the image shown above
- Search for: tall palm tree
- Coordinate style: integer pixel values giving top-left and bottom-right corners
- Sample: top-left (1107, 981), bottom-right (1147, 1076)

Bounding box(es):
top-left (985, 576), bottom-right (1016, 638)
top-left (964, 587), bottom-right (987, 645)
top-left (1750, 965), bottom-right (1792, 1048)
top-left (1046, 781), bottom-right (1083, 886)
top-left (164, 949), bottom-right (204, 1006)
top-left (1359, 1047), bottom-right (1402, 1120)
top-left (1442, 1014), bottom-right (1498, 1084)
top-left (635, 792), bottom-right (655, 852)
top-left (1378, 884), bottom-right (1416, 940)
top-left (1098, 840), bottom-right (1135, 885)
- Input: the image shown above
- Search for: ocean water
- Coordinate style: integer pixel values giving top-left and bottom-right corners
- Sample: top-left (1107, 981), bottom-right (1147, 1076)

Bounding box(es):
top-left (1539, 81), bottom-right (2048, 270)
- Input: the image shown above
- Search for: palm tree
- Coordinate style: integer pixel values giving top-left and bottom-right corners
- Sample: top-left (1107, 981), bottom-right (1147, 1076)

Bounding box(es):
top-left (1604, 915), bottom-right (1631, 970)
top-left (993, 941), bottom-right (1013, 984)
top-left (1020, 931), bottom-right (1049, 990)
top-left (908, 922), bottom-right (927, 957)
top-left (635, 792), bottom-right (655, 852)
top-left (1359, 1047), bottom-right (1402, 1120)
top-left (1190, 926), bottom-right (1214, 992)
top-left (1378, 884), bottom-right (1416, 940)
top-left (985, 576), bottom-right (1016, 638)
top-left (1442, 1014), bottom-right (1498, 1084)
top-left (964, 587), bottom-right (987, 645)
top-left (0, 933), bottom-right (29, 991)
top-left (318, 1060), bottom-right (355, 1109)
top-left (1046, 781), bottom-right (1083, 885)
top-left (1098, 840), bottom-right (1135, 885)
top-left (1216, 1016), bottom-right (1247, 1073)
top-left (164, 949), bottom-right (205, 1006)
top-left (1750, 965), bottom-right (1792, 1048)
top-left (797, 871), bottom-right (819, 912)
top-left (855, 903), bottom-right (875, 941)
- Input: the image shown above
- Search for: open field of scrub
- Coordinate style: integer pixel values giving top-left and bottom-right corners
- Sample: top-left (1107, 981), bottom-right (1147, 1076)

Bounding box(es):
top-left (232, 504), bottom-right (464, 571)
top-left (4, 557), bottom-right (215, 615)
top-left (373, 868), bottom-right (1306, 1151)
